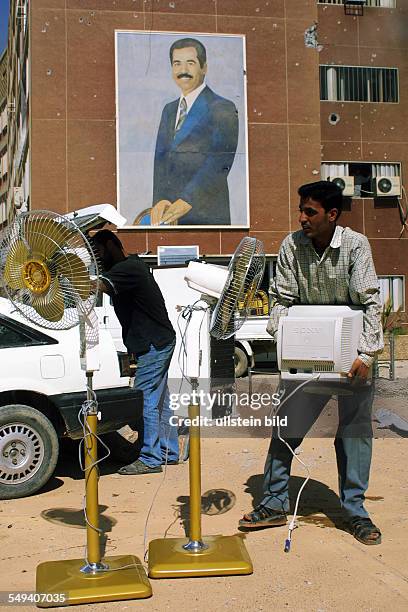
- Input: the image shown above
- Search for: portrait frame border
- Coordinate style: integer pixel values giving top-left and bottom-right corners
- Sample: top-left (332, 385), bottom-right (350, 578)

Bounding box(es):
top-left (114, 29), bottom-right (250, 230)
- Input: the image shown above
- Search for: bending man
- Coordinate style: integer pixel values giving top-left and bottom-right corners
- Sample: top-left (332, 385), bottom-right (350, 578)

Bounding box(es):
top-left (92, 230), bottom-right (178, 475)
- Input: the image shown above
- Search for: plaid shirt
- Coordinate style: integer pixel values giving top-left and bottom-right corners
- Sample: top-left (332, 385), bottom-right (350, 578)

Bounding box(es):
top-left (267, 225), bottom-right (384, 366)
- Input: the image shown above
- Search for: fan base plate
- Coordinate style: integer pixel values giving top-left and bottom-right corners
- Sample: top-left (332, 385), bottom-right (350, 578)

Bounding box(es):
top-left (148, 535), bottom-right (253, 578)
top-left (36, 554), bottom-right (152, 607)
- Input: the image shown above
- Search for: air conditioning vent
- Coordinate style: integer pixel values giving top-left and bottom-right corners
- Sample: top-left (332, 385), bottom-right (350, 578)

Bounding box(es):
top-left (281, 360), bottom-right (335, 372)
top-left (328, 176), bottom-right (355, 196)
top-left (341, 318), bottom-right (353, 371)
top-left (375, 176), bottom-right (401, 197)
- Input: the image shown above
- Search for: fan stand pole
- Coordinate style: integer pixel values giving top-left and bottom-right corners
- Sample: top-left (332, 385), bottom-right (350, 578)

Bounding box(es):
top-left (183, 393), bottom-right (207, 552)
top-left (148, 380), bottom-right (253, 578)
top-left (81, 371), bottom-right (107, 573)
top-left (35, 371), bottom-right (152, 606)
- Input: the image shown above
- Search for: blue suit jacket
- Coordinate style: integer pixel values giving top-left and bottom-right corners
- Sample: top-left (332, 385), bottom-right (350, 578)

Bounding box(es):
top-left (153, 86), bottom-right (239, 225)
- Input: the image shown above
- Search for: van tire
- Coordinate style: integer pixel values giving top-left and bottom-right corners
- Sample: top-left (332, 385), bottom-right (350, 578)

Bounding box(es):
top-left (234, 346), bottom-right (249, 378)
top-left (0, 404), bottom-right (59, 500)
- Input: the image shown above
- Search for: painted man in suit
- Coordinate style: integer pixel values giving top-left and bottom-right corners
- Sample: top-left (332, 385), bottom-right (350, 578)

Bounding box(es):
top-left (150, 38), bottom-right (239, 226)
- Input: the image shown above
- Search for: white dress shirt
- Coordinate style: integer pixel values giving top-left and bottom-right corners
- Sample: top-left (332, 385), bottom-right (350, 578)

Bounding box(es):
top-left (174, 82), bottom-right (206, 130)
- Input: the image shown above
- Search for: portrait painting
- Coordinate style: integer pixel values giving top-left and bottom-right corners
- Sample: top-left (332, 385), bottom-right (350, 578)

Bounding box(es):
top-left (115, 31), bottom-right (249, 228)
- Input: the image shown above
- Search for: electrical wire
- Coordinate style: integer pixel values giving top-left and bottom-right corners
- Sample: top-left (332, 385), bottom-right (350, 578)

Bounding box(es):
top-left (142, 427), bottom-right (172, 565)
top-left (268, 375), bottom-right (321, 553)
top-left (77, 394), bottom-right (150, 574)
top-left (77, 383), bottom-right (146, 573)
top-left (176, 300), bottom-right (210, 387)
top-left (142, 300), bottom-right (209, 563)
top-left (398, 185), bottom-right (408, 238)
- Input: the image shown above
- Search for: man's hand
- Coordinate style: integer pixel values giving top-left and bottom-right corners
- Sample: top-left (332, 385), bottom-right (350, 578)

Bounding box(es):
top-left (90, 279), bottom-right (109, 294)
top-left (347, 357), bottom-right (370, 386)
top-left (151, 199), bottom-right (172, 226)
top-left (160, 199), bottom-right (192, 224)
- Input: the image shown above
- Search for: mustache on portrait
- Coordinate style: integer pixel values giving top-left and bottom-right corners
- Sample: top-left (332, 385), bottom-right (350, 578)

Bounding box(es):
top-left (177, 73), bottom-right (193, 79)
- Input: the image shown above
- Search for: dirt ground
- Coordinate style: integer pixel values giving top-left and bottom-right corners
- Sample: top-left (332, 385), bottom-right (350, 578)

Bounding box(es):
top-left (1, 377), bottom-right (407, 612)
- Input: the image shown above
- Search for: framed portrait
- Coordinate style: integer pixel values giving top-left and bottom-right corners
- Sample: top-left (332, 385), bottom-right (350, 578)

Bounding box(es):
top-left (115, 31), bottom-right (249, 228)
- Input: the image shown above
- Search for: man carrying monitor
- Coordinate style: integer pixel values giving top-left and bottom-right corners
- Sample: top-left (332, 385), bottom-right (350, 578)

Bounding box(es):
top-left (239, 180), bottom-right (384, 545)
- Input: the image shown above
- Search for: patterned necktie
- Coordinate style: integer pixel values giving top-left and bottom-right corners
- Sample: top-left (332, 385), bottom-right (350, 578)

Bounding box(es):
top-left (175, 97), bottom-right (187, 132)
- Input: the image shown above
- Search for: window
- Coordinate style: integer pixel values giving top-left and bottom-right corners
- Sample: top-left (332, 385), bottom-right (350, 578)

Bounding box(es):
top-left (378, 276), bottom-right (404, 311)
top-left (318, 1), bottom-right (396, 7)
top-left (321, 162), bottom-right (401, 198)
top-left (320, 66), bottom-right (398, 102)
top-left (0, 316), bottom-right (58, 348)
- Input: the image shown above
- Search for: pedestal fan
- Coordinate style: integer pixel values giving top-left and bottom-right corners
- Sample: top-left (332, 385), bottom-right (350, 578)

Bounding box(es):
top-left (0, 210), bottom-right (151, 606)
top-left (148, 236), bottom-right (265, 578)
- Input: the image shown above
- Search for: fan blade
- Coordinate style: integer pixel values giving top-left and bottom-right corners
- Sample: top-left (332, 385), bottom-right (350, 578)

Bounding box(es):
top-left (24, 217), bottom-right (72, 260)
top-left (3, 240), bottom-right (29, 289)
top-left (53, 252), bottom-right (91, 300)
top-left (32, 280), bottom-right (64, 322)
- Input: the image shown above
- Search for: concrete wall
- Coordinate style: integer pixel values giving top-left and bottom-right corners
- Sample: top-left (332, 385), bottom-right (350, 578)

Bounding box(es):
top-left (28, 1), bottom-right (408, 315)
top-left (318, 2), bottom-right (408, 312)
top-left (29, 0), bottom-right (322, 255)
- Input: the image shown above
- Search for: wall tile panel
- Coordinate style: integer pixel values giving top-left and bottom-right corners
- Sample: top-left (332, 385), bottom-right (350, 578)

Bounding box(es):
top-left (248, 123), bottom-right (289, 233)
top-left (31, 120), bottom-right (67, 214)
top-left (217, 16), bottom-right (287, 125)
top-left (31, 9), bottom-right (66, 120)
top-left (67, 120), bottom-right (117, 210)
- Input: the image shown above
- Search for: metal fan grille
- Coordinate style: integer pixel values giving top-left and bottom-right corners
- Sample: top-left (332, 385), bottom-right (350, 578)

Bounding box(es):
top-left (210, 237), bottom-right (265, 340)
top-left (0, 210), bottom-right (99, 331)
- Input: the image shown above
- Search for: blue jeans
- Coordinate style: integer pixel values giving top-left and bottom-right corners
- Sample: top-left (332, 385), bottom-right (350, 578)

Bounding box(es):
top-left (261, 381), bottom-right (374, 519)
top-left (134, 340), bottom-right (178, 467)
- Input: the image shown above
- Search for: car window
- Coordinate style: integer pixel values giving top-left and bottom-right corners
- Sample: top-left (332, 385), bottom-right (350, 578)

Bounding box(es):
top-left (0, 317), bottom-right (58, 349)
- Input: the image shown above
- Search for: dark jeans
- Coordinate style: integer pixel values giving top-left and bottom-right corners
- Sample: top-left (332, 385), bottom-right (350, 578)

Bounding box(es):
top-left (261, 380), bottom-right (374, 519)
top-left (134, 339), bottom-right (178, 467)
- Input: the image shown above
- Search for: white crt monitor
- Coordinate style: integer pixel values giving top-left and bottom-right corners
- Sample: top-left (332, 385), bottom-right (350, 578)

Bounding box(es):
top-left (277, 305), bottom-right (363, 381)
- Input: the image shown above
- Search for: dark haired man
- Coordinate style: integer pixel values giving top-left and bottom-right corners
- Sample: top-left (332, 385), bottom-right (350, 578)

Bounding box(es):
top-left (150, 37), bottom-right (238, 226)
top-left (239, 181), bottom-right (384, 545)
top-left (92, 230), bottom-right (178, 474)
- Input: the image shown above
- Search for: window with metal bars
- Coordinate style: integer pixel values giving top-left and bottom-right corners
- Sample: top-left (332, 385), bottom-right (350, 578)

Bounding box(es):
top-left (318, 1), bottom-right (396, 7)
top-left (320, 65), bottom-right (398, 102)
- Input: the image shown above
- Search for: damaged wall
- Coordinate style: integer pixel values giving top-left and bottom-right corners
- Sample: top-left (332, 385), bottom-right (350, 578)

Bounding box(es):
top-left (318, 2), bottom-right (408, 306)
top-left (29, 0), bottom-right (322, 255)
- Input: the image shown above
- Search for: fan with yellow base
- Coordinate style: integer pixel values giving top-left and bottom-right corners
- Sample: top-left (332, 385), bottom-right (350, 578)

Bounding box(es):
top-left (0, 210), bottom-right (151, 606)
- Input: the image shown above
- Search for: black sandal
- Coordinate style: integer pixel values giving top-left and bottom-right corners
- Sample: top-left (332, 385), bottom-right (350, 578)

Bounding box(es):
top-left (348, 517), bottom-right (382, 545)
top-left (239, 505), bottom-right (287, 529)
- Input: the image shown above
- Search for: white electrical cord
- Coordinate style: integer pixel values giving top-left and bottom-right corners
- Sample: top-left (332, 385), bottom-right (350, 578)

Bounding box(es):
top-left (142, 427), bottom-right (171, 564)
top-left (142, 301), bottom-right (209, 563)
top-left (269, 375), bottom-right (321, 553)
top-left (77, 386), bottom-right (145, 573)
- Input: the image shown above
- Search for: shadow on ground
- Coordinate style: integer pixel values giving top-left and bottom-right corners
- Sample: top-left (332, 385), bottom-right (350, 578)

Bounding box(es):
top-left (240, 473), bottom-right (346, 531)
top-left (163, 488), bottom-right (237, 537)
top-left (38, 439), bottom-right (127, 496)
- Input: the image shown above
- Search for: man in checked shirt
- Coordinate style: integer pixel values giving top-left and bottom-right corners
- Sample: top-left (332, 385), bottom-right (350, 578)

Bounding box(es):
top-left (239, 180), bottom-right (384, 545)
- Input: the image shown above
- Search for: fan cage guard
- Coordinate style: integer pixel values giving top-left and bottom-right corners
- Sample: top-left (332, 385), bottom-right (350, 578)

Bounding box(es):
top-left (210, 237), bottom-right (265, 340)
top-left (0, 210), bottom-right (100, 331)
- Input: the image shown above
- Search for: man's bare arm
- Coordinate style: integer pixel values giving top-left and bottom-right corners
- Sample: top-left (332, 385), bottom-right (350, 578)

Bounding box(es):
top-left (90, 279), bottom-right (110, 294)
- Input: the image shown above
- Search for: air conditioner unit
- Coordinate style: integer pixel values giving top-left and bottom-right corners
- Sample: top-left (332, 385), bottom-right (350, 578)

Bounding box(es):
top-left (13, 186), bottom-right (24, 209)
top-left (277, 305), bottom-right (363, 382)
top-left (375, 176), bottom-right (401, 197)
top-left (328, 176), bottom-right (355, 197)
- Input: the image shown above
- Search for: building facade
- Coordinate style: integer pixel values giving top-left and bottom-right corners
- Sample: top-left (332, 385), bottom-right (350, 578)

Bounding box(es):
top-left (6, 0), bottom-right (408, 313)
top-left (0, 49), bottom-right (8, 225)
top-left (6, 0), bottom-right (29, 220)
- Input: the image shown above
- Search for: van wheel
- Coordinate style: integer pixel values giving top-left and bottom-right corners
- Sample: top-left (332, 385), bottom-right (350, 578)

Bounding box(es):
top-left (0, 405), bottom-right (59, 500)
top-left (234, 347), bottom-right (249, 378)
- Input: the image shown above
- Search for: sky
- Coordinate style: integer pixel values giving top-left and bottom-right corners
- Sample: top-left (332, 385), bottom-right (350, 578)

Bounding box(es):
top-left (0, 0), bottom-right (9, 54)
